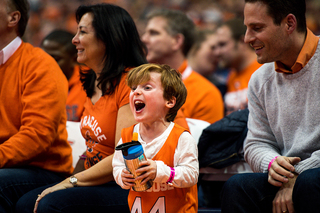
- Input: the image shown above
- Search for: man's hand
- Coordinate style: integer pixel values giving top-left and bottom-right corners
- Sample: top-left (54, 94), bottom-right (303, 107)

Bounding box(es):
top-left (268, 156), bottom-right (300, 187)
top-left (272, 173), bottom-right (298, 213)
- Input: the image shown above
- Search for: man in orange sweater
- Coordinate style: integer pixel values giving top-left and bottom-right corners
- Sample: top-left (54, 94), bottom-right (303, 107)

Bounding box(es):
top-left (41, 30), bottom-right (87, 122)
top-left (0, 0), bottom-right (73, 212)
top-left (142, 9), bottom-right (224, 124)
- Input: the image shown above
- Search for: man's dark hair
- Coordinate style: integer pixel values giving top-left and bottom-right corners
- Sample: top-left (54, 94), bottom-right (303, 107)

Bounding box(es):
top-left (8, 0), bottom-right (30, 37)
top-left (245, 0), bottom-right (306, 33)
top-left (41, 30), bottom-right (77, 56)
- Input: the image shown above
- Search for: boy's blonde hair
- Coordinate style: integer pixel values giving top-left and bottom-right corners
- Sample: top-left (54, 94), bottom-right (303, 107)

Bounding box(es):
top-left (127, 63), bottom-right (187, 122)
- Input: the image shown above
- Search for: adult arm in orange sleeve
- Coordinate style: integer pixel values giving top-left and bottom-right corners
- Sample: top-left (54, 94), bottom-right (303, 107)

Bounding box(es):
top-left (194, 88), bottom-right (224, 124)
top-left (35, 103), bottom-right (137, 207)
top-left (181, 71), bottom-right (224, 124)
top-left (0, 48), bottom-right (68, 168)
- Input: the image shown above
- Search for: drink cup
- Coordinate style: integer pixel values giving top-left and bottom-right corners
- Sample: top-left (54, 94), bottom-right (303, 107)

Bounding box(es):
top-left (115, 134), bottom-right (153, 191)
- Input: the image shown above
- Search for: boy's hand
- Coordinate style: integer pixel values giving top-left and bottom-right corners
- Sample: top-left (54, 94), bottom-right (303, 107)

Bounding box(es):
top-left (135, 159), bottom-right (157, 184)
top-left (121, 168), bottom-right (135, 187)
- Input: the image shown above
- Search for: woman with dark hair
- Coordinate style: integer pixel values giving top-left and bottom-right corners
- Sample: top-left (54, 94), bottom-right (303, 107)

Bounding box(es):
top-left (15, 3), bottom-right (147, 213)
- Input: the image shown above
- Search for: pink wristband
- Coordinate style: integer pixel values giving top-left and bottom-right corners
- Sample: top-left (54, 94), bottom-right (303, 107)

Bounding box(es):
top-left (166, 167), bottom-right (175, 184)
top-left (268, 156), bottom-right (278, 171)
top-left (79, 154), bottom-right (87, 160)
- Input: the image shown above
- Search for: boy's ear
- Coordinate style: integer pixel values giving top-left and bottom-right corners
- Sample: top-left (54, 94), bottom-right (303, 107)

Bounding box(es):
top-left (166, 97), bottom-right (176, 109)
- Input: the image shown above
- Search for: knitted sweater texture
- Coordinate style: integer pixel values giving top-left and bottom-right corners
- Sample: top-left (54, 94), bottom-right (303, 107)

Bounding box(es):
top-left (245, 40), bottom-right (320, 174)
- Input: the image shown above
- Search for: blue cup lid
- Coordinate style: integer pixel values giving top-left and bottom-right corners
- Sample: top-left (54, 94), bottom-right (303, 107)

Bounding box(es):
top-left (123, 145), bottom-right (144, 160)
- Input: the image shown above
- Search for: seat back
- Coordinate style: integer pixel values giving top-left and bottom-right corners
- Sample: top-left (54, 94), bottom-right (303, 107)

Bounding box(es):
top-left (66, 121), bottom-right (86, 167)
top-left (186, 118), bottom-right (210, 144)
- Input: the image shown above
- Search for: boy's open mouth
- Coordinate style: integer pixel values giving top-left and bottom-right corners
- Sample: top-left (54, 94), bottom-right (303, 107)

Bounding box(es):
top-left (135, 101), bottom-right (145, 111)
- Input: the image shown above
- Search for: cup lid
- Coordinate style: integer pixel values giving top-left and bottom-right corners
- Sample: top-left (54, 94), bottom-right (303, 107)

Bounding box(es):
top-left (123, 145), bottom-right (144, 160)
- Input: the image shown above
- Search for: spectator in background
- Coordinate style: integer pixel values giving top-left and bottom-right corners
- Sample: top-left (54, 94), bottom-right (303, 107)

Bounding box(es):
top-left (142, 8), bottom-right (224, 124)
top-left (216, 18), bottom-right (262, 115)
top-left (0, 0), bottom-right (73, 212)
top-left (41, 30), bottom-right (87, 122)
top-left (187, 29), bottom-right (230, 98)
top-left (221, 0), bottom-right (320, 212)
top-left (188, 29), bottom-right (219, 83)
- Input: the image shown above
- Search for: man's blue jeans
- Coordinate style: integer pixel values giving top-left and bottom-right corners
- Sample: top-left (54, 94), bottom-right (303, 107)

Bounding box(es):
top-left (0, 166), bottom-right (65, 213)
top-left (221, 168), bottom-right (320, 213)
top-left (15, 181), bottom-right (130, 213)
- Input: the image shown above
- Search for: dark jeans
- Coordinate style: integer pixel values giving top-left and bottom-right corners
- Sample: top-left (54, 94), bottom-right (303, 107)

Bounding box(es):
top-left (0, 167), bottom-right (65, 213)
top-left (15, 181), bottom-right (130, 213)
top-left (221, 168), bottom-right (320, 213)
top-left (198, 178), bottom-right (225, 208)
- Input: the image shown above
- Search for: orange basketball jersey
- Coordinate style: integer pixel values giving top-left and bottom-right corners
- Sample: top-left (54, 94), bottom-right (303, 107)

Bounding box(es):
top-left (121, 124), bottom-right (198, 213)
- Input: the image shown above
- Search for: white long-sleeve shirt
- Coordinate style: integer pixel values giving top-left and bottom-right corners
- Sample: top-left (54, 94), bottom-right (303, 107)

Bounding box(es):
top-left (112, 122), bottom-right (199, 189)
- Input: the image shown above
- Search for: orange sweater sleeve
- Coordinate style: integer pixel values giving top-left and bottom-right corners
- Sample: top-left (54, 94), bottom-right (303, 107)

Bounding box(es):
top-left (182, 71), bottom-right (224, 124)
top-left (0, 42), bottom-right (73, 174)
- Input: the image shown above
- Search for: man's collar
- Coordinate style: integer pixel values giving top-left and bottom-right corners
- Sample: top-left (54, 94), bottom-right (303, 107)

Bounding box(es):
top-left (275, 28), bottom-right (319, 74)
top-left (0, 37), bottom-right (22, 65)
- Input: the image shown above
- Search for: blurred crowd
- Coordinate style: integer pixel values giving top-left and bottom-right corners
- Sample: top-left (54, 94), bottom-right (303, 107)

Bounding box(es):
top-left (24, 0), bottom-right (320, 47)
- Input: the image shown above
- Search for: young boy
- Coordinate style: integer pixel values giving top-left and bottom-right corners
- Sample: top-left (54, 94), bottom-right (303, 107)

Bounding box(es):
top-left (112, 63), bottom-right (199, 213)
